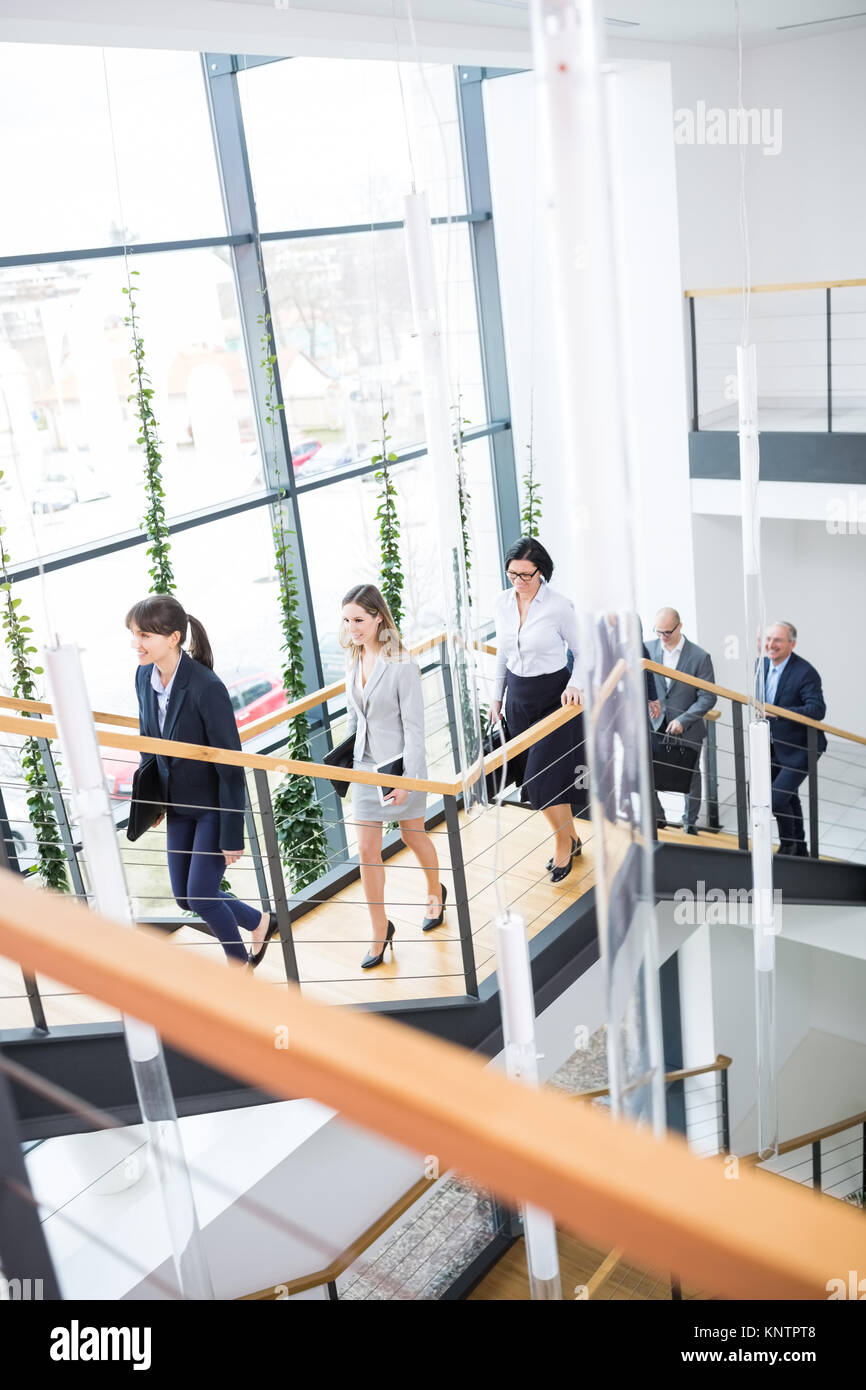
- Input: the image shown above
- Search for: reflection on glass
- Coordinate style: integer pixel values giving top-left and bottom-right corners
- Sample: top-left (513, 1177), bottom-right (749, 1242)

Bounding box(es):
top-left (0, 507), bottom-right (284, 717)
top-left (240, 59), bottom-right (465, 230)
top-left (299, 442), bottom-right (501, 680)
top-left (0, 251), bottom-right (259, 561)
top-left (263, 227), bottom-right (483, 479)
top-left (0, 46), bottom-right (225, 256)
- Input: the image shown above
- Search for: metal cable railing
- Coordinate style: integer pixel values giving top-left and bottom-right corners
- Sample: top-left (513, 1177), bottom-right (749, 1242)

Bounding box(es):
top-left (4, 645), bottom-right (866, 1029)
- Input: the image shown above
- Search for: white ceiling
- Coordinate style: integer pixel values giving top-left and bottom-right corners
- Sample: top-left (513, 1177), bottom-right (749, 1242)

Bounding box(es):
top-left (1, 0), bottom-right (865, 59)
top-left (215, 0), bottom-right (866, 48)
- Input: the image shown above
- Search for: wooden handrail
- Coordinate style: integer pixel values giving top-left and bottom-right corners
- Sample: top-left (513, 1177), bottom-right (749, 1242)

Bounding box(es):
top-left (642, 659), bottom-right (866, 748)
top-left (237, 630), bottom-right (452, 742)
top-left (0, 710), bottom-right (455, 797)
top-left (1, 870), bottom-right (864, 1300)
top-left (0, 628), bottom-right (495, 748)
top-left (471, 702), bottom-right (583, 794)
top-left (0, 694), bottom-right (138, 730)
top-left (573, 1054), bottom-right (732, 1103)
top-left (685, 277), bottom-right (866, 298)
top-left (4, 646), bottom-right (861, 801)
top-left (239, 1174), bottom-right (436, 1300)
top-left (741, 1110), bottom-right (866, 1167)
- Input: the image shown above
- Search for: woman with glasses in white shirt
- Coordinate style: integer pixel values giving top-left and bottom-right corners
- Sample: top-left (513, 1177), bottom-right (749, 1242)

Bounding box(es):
top-left (491, 537), bottom-right (587, 884)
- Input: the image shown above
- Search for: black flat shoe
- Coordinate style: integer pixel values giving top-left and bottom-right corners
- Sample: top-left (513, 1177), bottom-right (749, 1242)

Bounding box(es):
top-left (250, 911), bottom-right (280, 968)
top-left (546, 838), bottom-right (582, 872)
top-left (362, 921), bottom-right (396, 969)
top-left (422, 883), bottom-right (448, 932)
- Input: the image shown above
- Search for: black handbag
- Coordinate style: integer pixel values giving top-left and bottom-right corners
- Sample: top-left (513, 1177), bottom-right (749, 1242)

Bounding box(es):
top-left (650, 726), bottom-right (700, 794)
top-left (126, 758), bottom-right (165, 842)
top-left (321, 732), bottom-right (356, 799)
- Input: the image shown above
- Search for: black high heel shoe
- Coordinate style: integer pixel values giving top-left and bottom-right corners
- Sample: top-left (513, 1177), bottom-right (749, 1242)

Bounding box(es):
top-left (546, 837), bottom-right (582, 873)
top-left (250, 911), bottom-right (280, 969)
top-left (421, 883), bottom-right (448, 932)
top-left (362, 921), bottom-right (396, 969)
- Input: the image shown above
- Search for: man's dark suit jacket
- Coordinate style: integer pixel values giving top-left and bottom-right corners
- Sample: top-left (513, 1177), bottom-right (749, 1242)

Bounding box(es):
top-left (762, 653), bottom-right (828, 760)
top-left (135, 649), bottom-right (246, 850)
top-left (647, 636), bottom-right (716, 744)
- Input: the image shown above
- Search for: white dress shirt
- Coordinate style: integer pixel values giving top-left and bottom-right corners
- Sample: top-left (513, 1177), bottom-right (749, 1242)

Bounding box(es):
top-left (493, 581), bottom-right (581, 701)
top-left (661, 634), bottom-right (686, 691)
top-left (150, 660), bottom-right (180, 734)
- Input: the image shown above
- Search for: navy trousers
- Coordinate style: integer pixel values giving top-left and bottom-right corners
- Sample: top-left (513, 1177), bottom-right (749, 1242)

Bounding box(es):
top-left (165, 809), bottom-right (261, 963)
top-left (770, 744), bottom-right (810, 847)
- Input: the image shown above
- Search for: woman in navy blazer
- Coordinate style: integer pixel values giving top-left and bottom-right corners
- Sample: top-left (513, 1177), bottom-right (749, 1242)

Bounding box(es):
top-left (128, 595), bottom-right (275, 969)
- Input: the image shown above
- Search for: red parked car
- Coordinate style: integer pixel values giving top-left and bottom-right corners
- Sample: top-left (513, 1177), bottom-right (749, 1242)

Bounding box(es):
top-left (102, 751), bottom-right (138, 799)
top-left (227, 674), bottom-right (289, 730)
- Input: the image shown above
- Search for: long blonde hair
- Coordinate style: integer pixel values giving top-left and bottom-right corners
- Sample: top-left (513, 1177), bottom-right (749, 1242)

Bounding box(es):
top-left (340, 583), bottom-right (409, 664)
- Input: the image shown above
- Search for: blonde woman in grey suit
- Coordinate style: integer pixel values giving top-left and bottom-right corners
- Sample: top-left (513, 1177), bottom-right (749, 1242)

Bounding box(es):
top-left (342, 583), bottom-right (446, 969)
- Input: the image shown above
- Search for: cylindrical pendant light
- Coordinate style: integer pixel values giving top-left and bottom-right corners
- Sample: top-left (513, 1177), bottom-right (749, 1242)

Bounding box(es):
top-left (404, 191), bottom-right (486, 810)
top-left (737, 345), bottom-right (778, 1160)
top-left (529, 0), bottom-right (664, 1132)
top-left (494, 910), bottom-right (562, 1299)
top-left (43, 644), bottom-right (214, 1298)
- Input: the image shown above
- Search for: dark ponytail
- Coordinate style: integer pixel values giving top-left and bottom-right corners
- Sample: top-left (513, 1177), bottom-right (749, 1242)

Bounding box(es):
top-left (186, 615), bottom-right (213, 670)
top-left (125, 595), bottom-right (214, 670)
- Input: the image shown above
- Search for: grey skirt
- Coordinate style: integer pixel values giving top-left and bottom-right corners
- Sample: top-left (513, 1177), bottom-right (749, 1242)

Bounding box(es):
top-left (350, 759), bottom-right (427, 824)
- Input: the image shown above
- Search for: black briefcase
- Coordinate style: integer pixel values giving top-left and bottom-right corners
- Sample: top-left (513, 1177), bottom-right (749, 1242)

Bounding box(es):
top-left (321, 732), bottom-right (356, 799)
top-left (651, 726), bottom-right (700, 794)
top-left (126, 758), bottom-right (165, 842)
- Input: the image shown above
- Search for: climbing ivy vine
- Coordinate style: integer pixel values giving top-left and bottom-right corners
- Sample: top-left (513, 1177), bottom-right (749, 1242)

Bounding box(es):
top-left (259, 308), bottom-right (329, 892)
top-left (373, 406), bottom-right (404, 632)
top-left (0, 486), bottom-right (68, 890)
top-left (122, 270), bottom-right (174, 594)
top-left (453, 401), bottom-right (472, 609)
top-left (521, 395), bottom-right (542, 539)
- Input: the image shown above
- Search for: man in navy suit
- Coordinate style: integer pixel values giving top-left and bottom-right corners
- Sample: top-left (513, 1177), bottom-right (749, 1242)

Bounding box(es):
top-left (762, 621), bottom-right (827, 857)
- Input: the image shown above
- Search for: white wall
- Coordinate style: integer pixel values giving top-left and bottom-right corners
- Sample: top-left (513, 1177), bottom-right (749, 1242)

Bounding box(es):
top-left (692, 511), bottom-right (866, 733)
top-left (610, 28), bottom-right (866, 291)
top-left (484, 62), bottom-right (695, 632)
top-left (743, 29), bottom-right (866, 286)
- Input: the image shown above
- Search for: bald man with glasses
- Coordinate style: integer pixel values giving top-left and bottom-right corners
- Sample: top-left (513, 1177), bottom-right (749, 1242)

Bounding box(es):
top-left (646, 608), bottom-right (716, 833)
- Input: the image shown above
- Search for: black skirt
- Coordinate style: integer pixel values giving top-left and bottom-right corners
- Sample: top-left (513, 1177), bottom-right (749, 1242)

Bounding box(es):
top-left (505, 667), bottom-right (588, 814)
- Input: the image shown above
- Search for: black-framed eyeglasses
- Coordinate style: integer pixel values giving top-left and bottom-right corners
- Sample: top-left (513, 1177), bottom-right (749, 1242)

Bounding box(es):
top-left (654, 625), bottom-right (681, 638)
top-left (507, 567), bottom-right (538, 583)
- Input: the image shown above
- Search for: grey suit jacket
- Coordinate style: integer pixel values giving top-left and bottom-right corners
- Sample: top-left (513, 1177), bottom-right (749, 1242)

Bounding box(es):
top-left (647, 636), bottom-right (716, 743)
top-left (344, 655), bottom-right (428, 778)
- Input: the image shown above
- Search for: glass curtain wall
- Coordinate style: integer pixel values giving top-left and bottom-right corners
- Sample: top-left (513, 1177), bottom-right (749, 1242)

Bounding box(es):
top-left (0, 45), bottom-right (513, 912)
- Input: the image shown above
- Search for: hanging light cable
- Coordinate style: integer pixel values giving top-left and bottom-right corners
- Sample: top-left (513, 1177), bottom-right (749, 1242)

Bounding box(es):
top-left (399, 2), bottom-right (486, 812)
top-left (733, 0), bottom-right (778, 1162)
top-left (529, 0), bottom-right (665, 1139)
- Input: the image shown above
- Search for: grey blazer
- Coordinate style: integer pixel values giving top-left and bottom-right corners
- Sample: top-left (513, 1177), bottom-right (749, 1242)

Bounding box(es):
top-left (647, 636), bottom-right (716, 744)
top-left (344, 655), bottom-right (428, 778)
